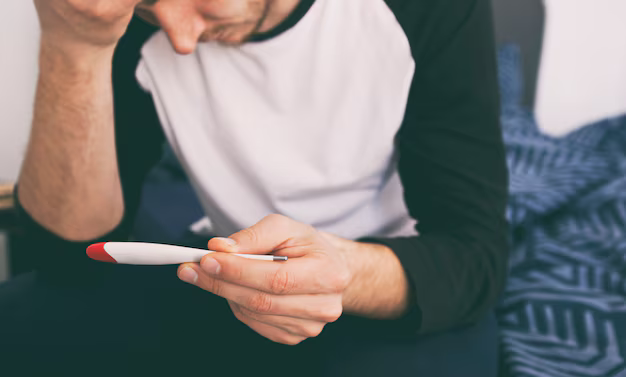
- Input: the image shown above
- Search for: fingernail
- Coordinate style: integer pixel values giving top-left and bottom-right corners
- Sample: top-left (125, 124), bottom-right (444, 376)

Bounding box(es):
top-left (179, 267), bottom-right (198, 284)
top-left (202, 257), bottom-right (221, 275)
top-left (214, 237), bottom-right (238, 252)
top-left (215, 237), bottom-right (237, 247)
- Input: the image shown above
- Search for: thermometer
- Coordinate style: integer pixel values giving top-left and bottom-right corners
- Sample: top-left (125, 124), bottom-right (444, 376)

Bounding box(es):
top-left (87, 242), bottom-right (287, 265)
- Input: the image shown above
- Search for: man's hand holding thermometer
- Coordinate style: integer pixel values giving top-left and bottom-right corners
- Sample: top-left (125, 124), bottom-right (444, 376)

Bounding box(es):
top-left (87, 214), bottom-right (411, 345)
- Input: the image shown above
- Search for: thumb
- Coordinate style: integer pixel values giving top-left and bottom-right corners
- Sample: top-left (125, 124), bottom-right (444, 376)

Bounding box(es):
top-left (225, 214), bottom-right (314, 255)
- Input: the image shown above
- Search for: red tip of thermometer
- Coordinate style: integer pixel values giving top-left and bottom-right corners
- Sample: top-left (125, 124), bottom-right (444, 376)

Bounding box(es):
top-left (86, 242), bottom-right (118, 264)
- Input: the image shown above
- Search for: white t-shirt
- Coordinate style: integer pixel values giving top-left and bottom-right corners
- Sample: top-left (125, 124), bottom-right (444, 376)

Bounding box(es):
top-left (135, 0), bottom-right (418, 239)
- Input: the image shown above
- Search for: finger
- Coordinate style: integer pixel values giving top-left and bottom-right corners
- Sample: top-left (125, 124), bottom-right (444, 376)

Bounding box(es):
top-left (178, 264), bottom-right (343, 322)
top-left (208, 234), bottom-right (315, 258)
top-left (200, 252), bottom-right (349, 295)
top-left (227, 214), bottom-right (315, 255)
top-left (236, 303), bottom-right (326, 338)
top-left (207, 237), bottom-right (239, 254)
top-left (229, 301), bottom-right (306, 346)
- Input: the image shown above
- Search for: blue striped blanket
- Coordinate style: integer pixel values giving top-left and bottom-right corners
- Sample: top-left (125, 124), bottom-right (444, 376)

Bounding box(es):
top-left (497, 45), bottom-right (626, 377)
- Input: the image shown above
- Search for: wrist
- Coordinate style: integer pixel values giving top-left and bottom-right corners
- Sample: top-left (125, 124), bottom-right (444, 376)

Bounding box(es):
top-left (341, 241), bottom-right (412, 318)
top-left (39, 37), bottom-right (115, 75)
top-left (340, 240), bottom-right (375, 312)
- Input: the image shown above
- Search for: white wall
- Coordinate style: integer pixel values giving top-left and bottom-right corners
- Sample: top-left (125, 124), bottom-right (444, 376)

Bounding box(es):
top-left (536, 0), bottom-right (626, 136)
top-left (0, 0), bottom-right (39, 182)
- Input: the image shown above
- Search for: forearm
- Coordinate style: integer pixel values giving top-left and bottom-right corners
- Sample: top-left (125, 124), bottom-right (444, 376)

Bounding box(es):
top-left (342, 241), bottom-right (412, 319)
top-left (18, 41), bottom-right (123, 241)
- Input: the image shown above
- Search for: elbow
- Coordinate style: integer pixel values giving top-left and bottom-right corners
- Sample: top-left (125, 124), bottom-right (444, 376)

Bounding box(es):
top-left (415, 223), bottom-right (510, 334)
top-left (463, 227), bottom-right (510, 326)
top-left (55, 204), bottom-right (125, 242)
top-left (16, 183), bottom-right (126, 242)
top-left (53, 193), bottom-right (126, 242)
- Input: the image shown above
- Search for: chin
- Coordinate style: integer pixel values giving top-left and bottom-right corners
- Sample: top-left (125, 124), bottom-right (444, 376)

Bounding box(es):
top-left (219, 40), bottom-right (245, 46)
top-left (216, 34), bottom-right (249, 46)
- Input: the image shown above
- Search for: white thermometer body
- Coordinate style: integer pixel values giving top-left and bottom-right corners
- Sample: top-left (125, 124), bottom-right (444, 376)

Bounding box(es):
top-left (87, 242), bottom-right (286, 265)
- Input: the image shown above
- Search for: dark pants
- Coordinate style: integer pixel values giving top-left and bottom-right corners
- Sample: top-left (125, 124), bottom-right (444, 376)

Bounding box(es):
top-left (0, 260), bottom-right (499, 377)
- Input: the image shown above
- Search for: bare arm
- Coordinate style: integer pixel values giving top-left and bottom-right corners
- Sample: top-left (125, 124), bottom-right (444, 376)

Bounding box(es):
top-left (18, 0), bottom-right (140, 241)
top-left (19, 44), bottom-right (121, 241)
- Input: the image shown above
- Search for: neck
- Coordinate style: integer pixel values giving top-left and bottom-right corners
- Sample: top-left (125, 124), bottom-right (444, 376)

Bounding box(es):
top-left (257, 0), bottom-right (302, 33)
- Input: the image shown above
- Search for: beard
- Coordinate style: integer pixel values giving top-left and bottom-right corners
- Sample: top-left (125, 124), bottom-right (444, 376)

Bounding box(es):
top-left (204, 0), bottom-right (272, 45)
top-left (135, 0), bottom-right (273, 46)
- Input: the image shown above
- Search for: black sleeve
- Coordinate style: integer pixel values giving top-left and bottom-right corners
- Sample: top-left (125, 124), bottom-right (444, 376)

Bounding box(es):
top-left (13, 18), bottom-right (165, 286)
top-left (367, 0), bottom-right (509, 334)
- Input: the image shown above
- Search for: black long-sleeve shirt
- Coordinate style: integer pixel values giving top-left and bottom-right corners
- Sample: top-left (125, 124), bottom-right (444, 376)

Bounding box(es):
top-left (15, 0), bottom-right (508, 335)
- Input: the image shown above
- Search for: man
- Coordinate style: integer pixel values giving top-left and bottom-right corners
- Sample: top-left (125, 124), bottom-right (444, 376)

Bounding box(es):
top-left (1, 0), bottom-right (508, 375)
